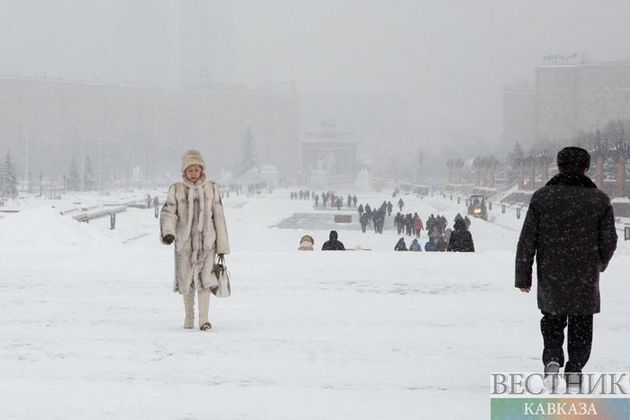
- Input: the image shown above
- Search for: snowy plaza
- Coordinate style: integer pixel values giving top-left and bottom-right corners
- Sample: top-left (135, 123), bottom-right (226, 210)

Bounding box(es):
top-left (1, 190), bottom-right (629, 419)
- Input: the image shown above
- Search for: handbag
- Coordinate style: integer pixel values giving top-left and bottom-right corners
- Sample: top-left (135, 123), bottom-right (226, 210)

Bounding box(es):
top-left (211, 254), bottom-right (231, 298)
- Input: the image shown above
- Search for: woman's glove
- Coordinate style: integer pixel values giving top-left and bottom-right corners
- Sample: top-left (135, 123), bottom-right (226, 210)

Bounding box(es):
top-left (162, 234), bottom-right (175, 245)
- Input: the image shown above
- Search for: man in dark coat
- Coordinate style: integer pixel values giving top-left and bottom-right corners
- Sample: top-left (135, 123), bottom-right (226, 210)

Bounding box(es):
top-left (447, 217), bottom-right (474, 252)
top-left (322, 230), bottom-right (345, 251)
top-left (515, 147), bottom-right (617, 385)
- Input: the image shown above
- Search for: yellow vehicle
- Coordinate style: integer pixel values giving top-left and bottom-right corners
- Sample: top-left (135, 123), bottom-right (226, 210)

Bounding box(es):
top-left (467, 195), bottom-right (487, 220)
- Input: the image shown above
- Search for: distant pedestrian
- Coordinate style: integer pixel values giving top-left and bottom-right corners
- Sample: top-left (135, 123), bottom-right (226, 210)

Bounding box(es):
top-left (394, 238), bottom-right (408, 251)
top-left (424, 239), bottom-right (437, 252)
top-left (409, 238), bottom-right (422, 252)
top-left (360, 212), bottom-right (369, 233)
top-left (322, 230), bottom-right (345, 251)
top-left (298, 235), bottom-right (315, 251)
top-left (447, 218), bottom-right (475, 252)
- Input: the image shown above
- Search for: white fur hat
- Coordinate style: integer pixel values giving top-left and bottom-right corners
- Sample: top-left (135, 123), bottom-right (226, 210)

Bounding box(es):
top-left (181, 150), bottom-right (206, 173)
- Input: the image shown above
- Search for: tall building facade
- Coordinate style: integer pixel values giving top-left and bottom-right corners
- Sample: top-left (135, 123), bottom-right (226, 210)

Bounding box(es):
top-left (0, 76), bottom-right (299, 186)
top-left (503, 58), bottom-right (630, 147)
top-left (0, 2), bottom-right (299, 187)
top-left (502, 83), bottom-right (536, 147)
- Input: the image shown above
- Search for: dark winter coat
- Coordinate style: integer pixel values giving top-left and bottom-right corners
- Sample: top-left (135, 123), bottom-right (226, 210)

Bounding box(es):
top-left (322, 230), bottom-right (345, 251)
top-left (394, 238), bottom-right (408, 251)
top-left (515, 173), bottom-right (617, 315)
top-left (447, 219), bottom-right (475, 252)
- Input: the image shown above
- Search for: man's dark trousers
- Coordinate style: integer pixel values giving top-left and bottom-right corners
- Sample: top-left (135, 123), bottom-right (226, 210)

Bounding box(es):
top-left (541, 312), bottom-right (593, 373)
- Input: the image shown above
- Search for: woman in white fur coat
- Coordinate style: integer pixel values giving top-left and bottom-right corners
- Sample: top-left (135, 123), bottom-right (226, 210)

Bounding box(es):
top-left (160, 150), bottom-right (230, 330)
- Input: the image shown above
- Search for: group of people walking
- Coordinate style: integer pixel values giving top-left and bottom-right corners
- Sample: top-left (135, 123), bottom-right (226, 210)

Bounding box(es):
top-left (290, 190), bottom-right (312, 200)
top-left (312, 191), bottom-right (359, 209)
top-left (394, 213), bottom-right (474, 252)
top-left (393, 212), bottom-right (425, 236)
top-left (357, 201), bottom-right (390, 233)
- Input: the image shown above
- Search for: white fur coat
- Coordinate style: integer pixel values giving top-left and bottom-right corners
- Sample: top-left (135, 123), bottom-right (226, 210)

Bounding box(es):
top-left (160, 176), bottom-right (230, 294)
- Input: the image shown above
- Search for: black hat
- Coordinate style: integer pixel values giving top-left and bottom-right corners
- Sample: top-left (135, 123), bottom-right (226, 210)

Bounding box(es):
top-left (557, 147), bottom-right (590, 169)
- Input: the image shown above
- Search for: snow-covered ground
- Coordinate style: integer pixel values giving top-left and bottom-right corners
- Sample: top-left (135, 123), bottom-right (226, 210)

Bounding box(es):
top-left (1, 190), bottom-right (629, 419)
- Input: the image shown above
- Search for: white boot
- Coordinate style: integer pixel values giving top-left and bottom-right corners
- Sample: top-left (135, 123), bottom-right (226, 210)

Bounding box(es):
top-left (183, 292), bottom-right (195, 329)
top-left (198, 289), bottom-right (211, 330)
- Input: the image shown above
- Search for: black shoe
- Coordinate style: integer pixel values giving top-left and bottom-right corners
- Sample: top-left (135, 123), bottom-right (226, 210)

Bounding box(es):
top-left (200, 322), bottom-right (212, 331)
top-left (544, 361), bottom-right (560, 376)
top-left (543, 362), bottom-right (561, 391)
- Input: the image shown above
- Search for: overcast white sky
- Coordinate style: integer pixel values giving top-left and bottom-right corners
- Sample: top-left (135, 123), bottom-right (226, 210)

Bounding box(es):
top-left (1, 0), bottom-right (630, 142)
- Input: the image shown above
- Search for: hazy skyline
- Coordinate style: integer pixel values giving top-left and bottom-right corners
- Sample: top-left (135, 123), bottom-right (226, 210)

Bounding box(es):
top-left (1, 0), bottom-right (630, 145)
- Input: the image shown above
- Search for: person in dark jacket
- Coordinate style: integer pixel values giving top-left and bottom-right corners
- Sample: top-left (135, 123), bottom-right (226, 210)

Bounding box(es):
top-left (515, 147), bottom-right (617, 386)
top-left (394, 212), bottom-right (403, 235)
top-left (359, 212), bottom-right (369, 233)
top-left (322, 230), bottom-right (345, 251)
top-left (404, 213), bottom-right (413, 236)
top-left (409, 238), bottom-right (422, 251)
top-left (424, 239), bottom-right (437, 252)
top-left (426, 214), bottom-right (435, 233)
top-left (447, 218), bottom-right (475, 252)
top-left (394, 238), bottom-right (408, 251)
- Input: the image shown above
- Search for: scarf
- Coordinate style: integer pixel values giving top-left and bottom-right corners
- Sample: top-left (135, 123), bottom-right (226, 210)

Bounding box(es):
top-left (181, 174), bottom-right (208, 242)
